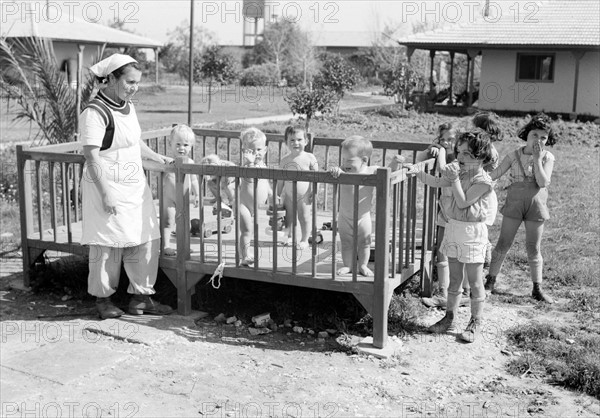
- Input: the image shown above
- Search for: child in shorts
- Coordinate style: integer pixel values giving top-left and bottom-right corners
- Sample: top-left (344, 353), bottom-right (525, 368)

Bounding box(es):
top-left (276, 126), bottom-right (319, 249)
top-left (406, 129), bottom-right (495, 342)
top-left (472, 111), bottom-right (504, 266)
top-left (328, 136), bottom-right (378, 276)
top-left (238, 127), bottom-right (272, 266)
top-left (162, 124), bottom-right (200, 256)
top-left (485, 113), bottom-right (557, 303)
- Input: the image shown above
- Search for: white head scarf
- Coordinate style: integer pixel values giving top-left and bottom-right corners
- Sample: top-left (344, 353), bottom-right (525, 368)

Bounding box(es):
top-left (89, 54), bottom-right (137, 78)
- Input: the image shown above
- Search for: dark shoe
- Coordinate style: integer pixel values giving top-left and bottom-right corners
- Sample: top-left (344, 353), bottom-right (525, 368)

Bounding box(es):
top-left (96, 297), bottom-right (124, 319)
top-left (484, 274), bottom-right (496, 292)
top-left (427, 313), bottom-right (457, 334)
top-left (128, 295), bottom-right (174, 315)
top-left (532, 283), bottom-right (554, 303)
top-left (459, 317), bottom-right (482, 343)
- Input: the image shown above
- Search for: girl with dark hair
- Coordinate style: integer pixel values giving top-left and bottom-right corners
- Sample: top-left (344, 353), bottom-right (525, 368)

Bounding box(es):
top-left (485, 113), bottom-right (558, 303)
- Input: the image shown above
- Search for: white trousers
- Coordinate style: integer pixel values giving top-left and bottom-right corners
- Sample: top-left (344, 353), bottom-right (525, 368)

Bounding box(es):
top-left (87, 239), bottom-right (160, 298)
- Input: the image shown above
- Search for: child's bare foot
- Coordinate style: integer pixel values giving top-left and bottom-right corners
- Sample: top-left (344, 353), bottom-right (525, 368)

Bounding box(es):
top-left (284, 237), bottom-right (294, 246)
top-left (337, 267), bottom-right (351, 275)
top-left (297, 241), bottom-right (309, 250)
top-left (164, 247), bottom-right (176, 256)
top-left (358, 265), bottom-right (373, 276)
top-left (241, 257), bottom-right (254, 266)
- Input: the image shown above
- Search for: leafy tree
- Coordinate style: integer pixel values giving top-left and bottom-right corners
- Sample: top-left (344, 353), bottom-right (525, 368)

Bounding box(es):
top-left (0, 37), bottom-right (94, 145)
top-left (313, 53), bottom-right (361, 103)
top-left (284, 85), bottom-right (336, 134)
top-left (198, 46), bottom-right (238, 113)
top-left (164, 21), bottom-right (216, 81)
top-left (244, 18), bottom-right (315, 86)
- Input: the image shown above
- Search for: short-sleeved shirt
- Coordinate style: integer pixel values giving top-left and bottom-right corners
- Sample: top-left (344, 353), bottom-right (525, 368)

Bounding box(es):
top-left (505, 147), bottom-right (555, 185)
top-left (442, 169), bottom-right (493, 223)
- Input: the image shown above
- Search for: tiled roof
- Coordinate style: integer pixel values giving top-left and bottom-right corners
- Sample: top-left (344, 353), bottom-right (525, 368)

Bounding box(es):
top-left (397, 0), bottom-right (600, 49)
top-left (2, 16), bottom-right (162, 48)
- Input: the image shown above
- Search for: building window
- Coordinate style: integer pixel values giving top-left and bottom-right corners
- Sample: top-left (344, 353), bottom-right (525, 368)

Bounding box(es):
top-left (516, 53), bottom-right (555, 82)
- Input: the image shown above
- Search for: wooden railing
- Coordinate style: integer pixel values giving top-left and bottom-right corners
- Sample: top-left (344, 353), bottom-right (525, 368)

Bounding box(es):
top-left (17, 128), bottom-right (437, 349)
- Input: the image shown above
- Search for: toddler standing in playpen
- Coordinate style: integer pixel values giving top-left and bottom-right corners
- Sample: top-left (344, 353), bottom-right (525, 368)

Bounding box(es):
top-left (406, 129), bottom-right (495, 342)
top-left (238, 127), bottom-right (273, 266)
top-left (161, 125), bottom-right (200, 256)
top-left (276, 125), bottom-right (319, 249)
top-left (328, 136), bottom-right (379, 276)
top-left (485, 113), bottom-right (557, 303)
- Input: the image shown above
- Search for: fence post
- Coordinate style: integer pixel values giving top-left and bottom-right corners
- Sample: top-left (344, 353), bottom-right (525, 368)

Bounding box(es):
top-left (373, 167), bottom-right (391, 349)
top-left (175, 156), bottom-right (192, 314)
top-left (17, 145), bottom-right (34, 287)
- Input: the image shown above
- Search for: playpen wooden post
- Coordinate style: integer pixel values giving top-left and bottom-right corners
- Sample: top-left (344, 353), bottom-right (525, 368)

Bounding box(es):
top-left (175, 157), bottom-right (192, 314)
top-left (17, 146), bottom-right (34, 287)
top-left (373, 168), bottom-right (391, 349)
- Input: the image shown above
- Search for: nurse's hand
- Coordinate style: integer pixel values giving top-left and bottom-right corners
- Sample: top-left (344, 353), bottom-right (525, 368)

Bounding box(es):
top-left (102, 193), bottom-right (117, 215)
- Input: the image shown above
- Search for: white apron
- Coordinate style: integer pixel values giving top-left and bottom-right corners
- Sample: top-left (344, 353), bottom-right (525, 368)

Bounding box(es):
top-left (80, 101), bottom-right (160, 247)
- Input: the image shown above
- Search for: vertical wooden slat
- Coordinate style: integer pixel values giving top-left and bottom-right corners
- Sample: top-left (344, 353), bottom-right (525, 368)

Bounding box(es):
top-left (36, 161), bottom-right (43, 239)
top-left (331, 183), bottom-right (338, 279)
top-left (351, 184), bottom-right (359, 282)
top-left (291, 181), bottom-right (297, 275)
top-left (311, 180), bottom-right (317, 278)
top-left (74, 164), bottom-right (82, 222)
top-left (199, 173), bottom-right (205, 263)
top-left (271, 181), bottom-right (278, 273)
top-left (410, 176), bottom-right (418, 264)
top-left (62, 163), bottom-right (72, 244)
top-left (216, 175), bottom-right (223, 265)
top-left (390, 182), bottom-right (398, 276)
top-left (234, 177), bottom-right (240, 267)
top-left (405, 177), bottom-right (412, 265)
top-left (323, 145), bottom-right (330, 211)
top-left (399, 180), bottom-right (405, 271)
top-left (49, 162), bottom-right (58, 241)
top-left (253, 174), bottom-right (259, 270)
top-left (158, 171), bottom-right (165, 254)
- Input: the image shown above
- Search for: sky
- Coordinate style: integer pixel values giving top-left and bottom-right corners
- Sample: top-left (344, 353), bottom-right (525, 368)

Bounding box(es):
top-left (1, 0), bottom-right (500, 45)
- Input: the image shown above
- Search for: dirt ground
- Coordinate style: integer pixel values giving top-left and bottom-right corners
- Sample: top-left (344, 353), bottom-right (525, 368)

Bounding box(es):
top-left (0, 249), bottom-right (598, 418)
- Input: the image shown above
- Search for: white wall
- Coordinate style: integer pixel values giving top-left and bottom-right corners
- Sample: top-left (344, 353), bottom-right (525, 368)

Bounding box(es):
top-left (577, 51), bottom-right (600, 117)
top-left (478, 49), bottom-right (599, 117)
top-left (53, 42), bottom-right (104, 84)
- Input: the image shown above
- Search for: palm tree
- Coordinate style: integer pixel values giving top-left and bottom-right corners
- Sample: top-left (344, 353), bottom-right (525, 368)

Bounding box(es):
top-left (0, 36), bottom-right (94, 146)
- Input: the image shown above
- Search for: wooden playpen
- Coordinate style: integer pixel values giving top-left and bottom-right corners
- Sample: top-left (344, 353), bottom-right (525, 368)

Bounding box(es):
top-left (17, 128), bottom-right (438, 348)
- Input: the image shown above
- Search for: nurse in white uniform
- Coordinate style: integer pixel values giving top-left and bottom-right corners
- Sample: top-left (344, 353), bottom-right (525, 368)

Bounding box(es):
top-left (80, 54), bottom-right (173, 319)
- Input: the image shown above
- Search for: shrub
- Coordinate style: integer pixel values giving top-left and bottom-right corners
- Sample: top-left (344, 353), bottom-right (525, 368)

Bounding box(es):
top-left (240, 63), bottom-right (279, 86)
top-left (313, 53), bottom-right (361, 100)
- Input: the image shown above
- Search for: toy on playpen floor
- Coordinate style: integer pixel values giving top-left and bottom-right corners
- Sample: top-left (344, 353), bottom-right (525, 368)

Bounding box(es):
top-left (190, 203), bottom-right (234, 238)
top-left (264, 204), bottom-right (324, 244)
